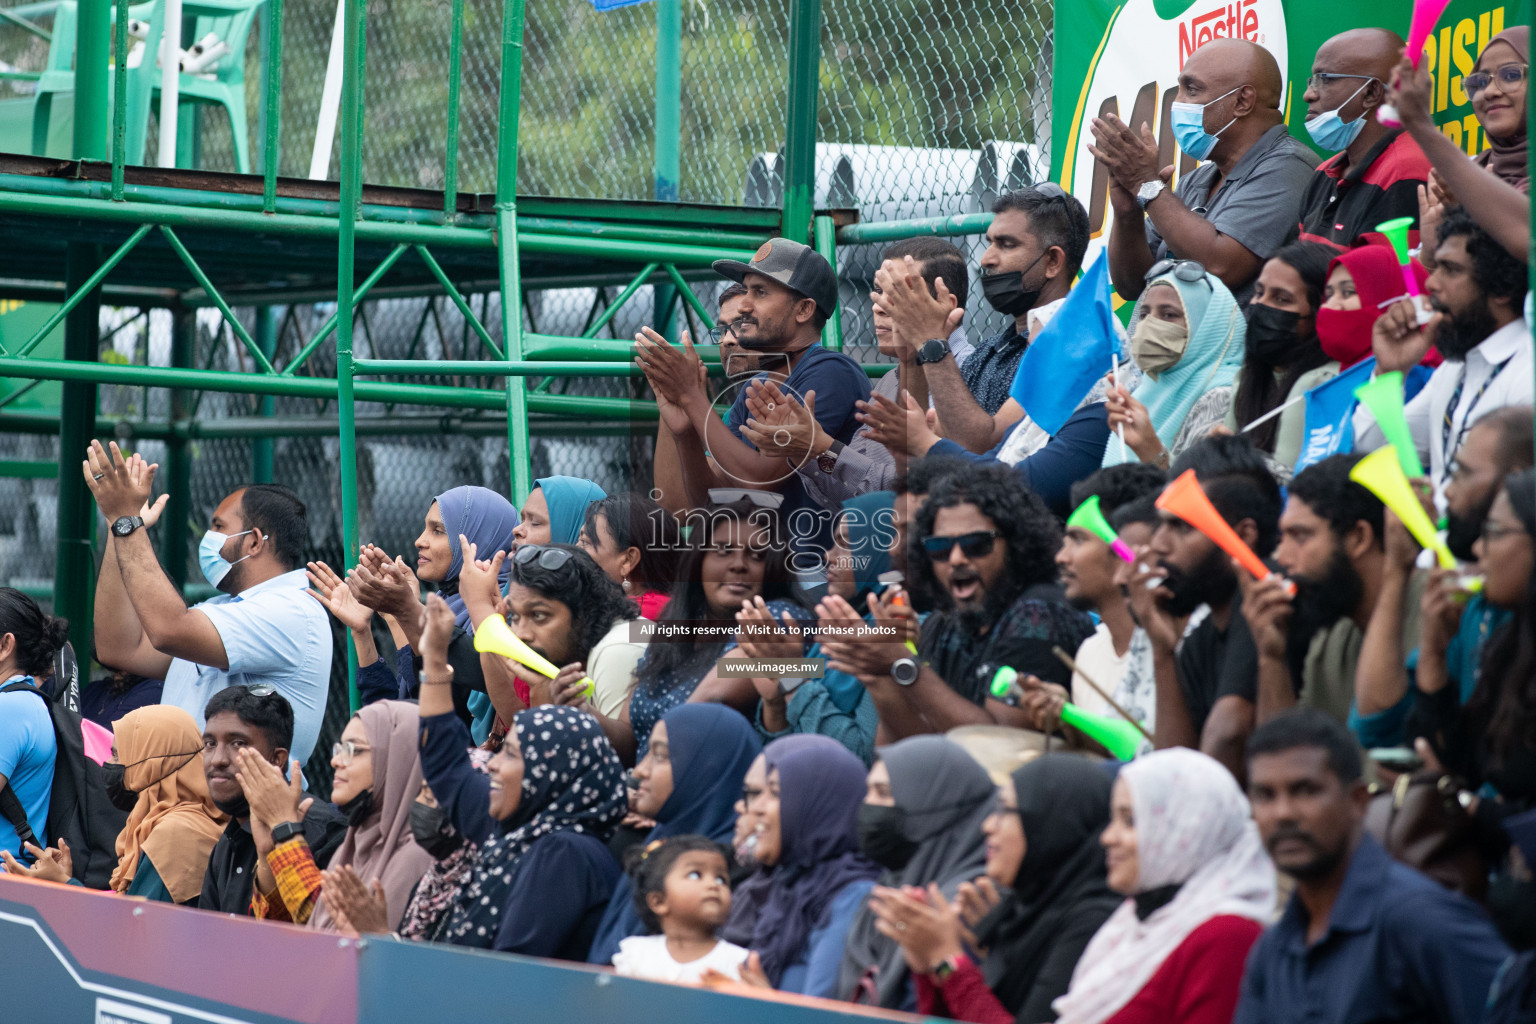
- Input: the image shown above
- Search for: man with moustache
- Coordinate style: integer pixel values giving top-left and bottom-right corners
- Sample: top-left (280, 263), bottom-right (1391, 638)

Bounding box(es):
top-left (198, 685), bottom-right (345, 915)
top-left (1359, 209), bottom-right (1531, 506)
top-left (1238, 709), bottom-right (1508, 1024)
top-left (1351, 407), bottom-right (1534, 747)
top-left (1129, 435), bottom-right (1277, 778)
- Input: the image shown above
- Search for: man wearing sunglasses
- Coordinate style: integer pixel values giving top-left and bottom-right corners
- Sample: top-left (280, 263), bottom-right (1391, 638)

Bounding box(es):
top-left (1091, 38), bottom-right (1318, 306)
top-left (1294, 29), bottom-right (1430, 252)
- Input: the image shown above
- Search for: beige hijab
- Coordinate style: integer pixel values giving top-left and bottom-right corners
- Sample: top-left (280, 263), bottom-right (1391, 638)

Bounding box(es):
top-left (308, 700), bottom-right (435, 932)
top-left (109, 705), bottom-right (227, 904)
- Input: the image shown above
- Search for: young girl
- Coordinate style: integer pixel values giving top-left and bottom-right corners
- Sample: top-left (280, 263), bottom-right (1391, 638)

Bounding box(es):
top-left (611, 835), bottom-right (750, 983)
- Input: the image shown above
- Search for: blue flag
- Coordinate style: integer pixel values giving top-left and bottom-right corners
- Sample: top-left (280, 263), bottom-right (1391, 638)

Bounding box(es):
top-left (1008, 252), bottom-right (1119, 437)
top-left (591, 0), bottom-right (649, 8)
top-left (1295, 357), bottom-right (1376, 475)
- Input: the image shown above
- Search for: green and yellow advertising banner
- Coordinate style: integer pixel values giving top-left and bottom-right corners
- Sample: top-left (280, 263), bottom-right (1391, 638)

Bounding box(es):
top-left (1051, 0), bottom-right (1531, 280)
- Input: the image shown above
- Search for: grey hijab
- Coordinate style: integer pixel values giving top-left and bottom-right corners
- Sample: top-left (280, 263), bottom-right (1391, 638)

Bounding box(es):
top-left (836, 735), bottom-right (995, 1008)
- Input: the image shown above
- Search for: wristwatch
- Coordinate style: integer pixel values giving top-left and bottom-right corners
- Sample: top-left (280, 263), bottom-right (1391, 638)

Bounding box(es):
top-left (915, 337), bottom-right (950, 365)
top-left (891, 657), bottom-right (920, 686)
top-left (111, 515), bottom-right (144, 538)
top-left (932, 953), bottom-right (968, 983)
top-left (1136, 179), bottom-right (1166, 210)
top-left (778, 676), bottom-right (810, 696)
top-left (270, 820), bottom-right (304, 845)
top-left (816, 440), bottom-right (845, 474)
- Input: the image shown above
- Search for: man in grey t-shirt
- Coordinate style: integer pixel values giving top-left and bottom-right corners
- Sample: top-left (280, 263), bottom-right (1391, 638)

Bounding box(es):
top-left (1090, 38), bottom-right (1318, 306)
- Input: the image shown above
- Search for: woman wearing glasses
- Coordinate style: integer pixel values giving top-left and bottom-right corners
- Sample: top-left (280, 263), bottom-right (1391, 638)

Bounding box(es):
top-left (1103, 259), bottom-right (1246, 469)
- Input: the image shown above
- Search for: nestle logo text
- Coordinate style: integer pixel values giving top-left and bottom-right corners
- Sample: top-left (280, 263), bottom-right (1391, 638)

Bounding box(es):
top-left (1178, 0), bottom-right (1259, 67)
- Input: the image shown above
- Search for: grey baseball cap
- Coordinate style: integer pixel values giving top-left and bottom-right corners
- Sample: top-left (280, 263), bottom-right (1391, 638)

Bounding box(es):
top-left (713, 237), bottom-right (838, 319)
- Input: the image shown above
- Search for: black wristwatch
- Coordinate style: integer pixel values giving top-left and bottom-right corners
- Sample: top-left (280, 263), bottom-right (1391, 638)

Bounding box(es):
top-left (270, 820), bottom-right (304, 845)
top-left (891, 657), bottom-right (920, 686)
top-left (915, 337), bottom-right (950, 365)
top-left (111, 515), bottom-right (144, 538)
top-left (816, 440), bottom-right (845, 474)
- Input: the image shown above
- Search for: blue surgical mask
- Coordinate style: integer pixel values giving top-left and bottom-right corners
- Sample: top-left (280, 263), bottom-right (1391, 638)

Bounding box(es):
top-left (199, 528), bottom-right (257, 588)
top-left (1304, 80), bottom-right (1372, 152)
top-left (1169, 87), bottom-right (1240, 161)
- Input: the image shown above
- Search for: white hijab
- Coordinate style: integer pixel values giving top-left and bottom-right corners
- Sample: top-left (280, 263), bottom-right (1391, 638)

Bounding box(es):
top-left (1052, 748), bottom-right (1276, 1024)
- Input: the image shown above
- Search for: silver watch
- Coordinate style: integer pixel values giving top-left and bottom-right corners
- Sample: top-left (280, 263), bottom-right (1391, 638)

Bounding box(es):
top-left (891, 657), bottom-right (920, 686)
top-left (1136, 179), bottom-right (1166, 210)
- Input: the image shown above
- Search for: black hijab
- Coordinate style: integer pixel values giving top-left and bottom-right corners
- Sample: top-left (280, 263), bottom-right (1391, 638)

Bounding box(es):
top-left (974, 754), bottom-right (1119, 1022)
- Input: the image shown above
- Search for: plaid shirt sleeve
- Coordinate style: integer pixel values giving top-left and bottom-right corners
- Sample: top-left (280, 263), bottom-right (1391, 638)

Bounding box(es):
top-left (253, 836), bottom-right (322, 925)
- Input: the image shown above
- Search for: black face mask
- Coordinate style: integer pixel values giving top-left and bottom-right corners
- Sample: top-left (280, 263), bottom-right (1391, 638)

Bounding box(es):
top-left (1244, 303), bottom-right (1306, 367)
top-left (980, 251), bottom-right (1048, 318)
top-left (103, 761), bottom-right (139, 813)
top-left (338, 789), bottom-right (376, 829)
top-left (213, 794), bottom-right (251, 820)
top-left (408, 801), bottom-right (463, 860)
top-left (857, 803), bottom-right (919, 872)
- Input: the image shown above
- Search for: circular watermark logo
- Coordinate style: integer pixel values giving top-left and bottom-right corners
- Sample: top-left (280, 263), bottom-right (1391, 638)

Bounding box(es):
top-left (701, 372), bottom-right (816, 488)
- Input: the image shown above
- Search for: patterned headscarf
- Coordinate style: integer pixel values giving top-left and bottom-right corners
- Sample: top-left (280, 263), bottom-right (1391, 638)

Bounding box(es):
top-left (1052, 748), bottom-right (1275, 1024)
top-left (443, 706), bottom-right (627, 947)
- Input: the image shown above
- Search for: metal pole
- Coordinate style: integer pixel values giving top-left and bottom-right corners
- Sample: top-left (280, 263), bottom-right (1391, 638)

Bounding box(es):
top-left (497, 0), bottom-right (531, 503)
top-left (252, 307), bottom-right (277, 482)
top-left (157, 0), bottom-right (182, 167)
top-left (813, 214), bottom-right (842, 352)
top-left (336, 0), bottom-right (366, 710)
top-left (74, 0), bottom-right (110, 160)
top-left (262, 0), bottom-right (285, 213)
top-left (54, 245), bottom-right (101, 649)
top-left (163, 308), bottom-right (194, 591)
top-left (781, 0), bottom-right (823, 242)
top-left (651, 0), bottom-right (681, 338)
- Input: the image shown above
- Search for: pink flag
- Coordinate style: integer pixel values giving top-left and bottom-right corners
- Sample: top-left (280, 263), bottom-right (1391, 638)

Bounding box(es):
top-left (80, 717), bottom-right (114, 765)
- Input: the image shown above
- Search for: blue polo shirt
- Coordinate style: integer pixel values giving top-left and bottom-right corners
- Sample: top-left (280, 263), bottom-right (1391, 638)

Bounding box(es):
top-left (1233, 835), bottom-right (1509, 1024)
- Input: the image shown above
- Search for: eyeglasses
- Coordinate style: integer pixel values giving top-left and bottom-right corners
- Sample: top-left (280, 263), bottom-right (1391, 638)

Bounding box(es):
top-left (1146, 258), bottom-right (1209, 284)
top-left (332, 740), bottom-right (372, 765)
top-left (1480, 520), bottom-right (1529, 543)
top-left (513, 544), bottom-right (575, 571)
top-left (709, 488), bottom-right (785, 510)
top-left (244, 683), bottom-right (277, 697)
top-left (922, 530), bottom-right (1001, 559)
top-left (1465, 64), bottom-right (1527, 97)
top-left (1305, 72), bottom-right (1380, 92)
top-left (704, 323), bottom-right (731, 346)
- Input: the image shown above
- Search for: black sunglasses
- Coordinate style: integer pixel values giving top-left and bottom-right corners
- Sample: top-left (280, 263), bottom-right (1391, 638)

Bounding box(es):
top-left (1030, 182), bottom-right (1071, 201)
top-left (513, 545), bottom-right (574, 571)
top-left (922, 530), bottom-right (1001, 559)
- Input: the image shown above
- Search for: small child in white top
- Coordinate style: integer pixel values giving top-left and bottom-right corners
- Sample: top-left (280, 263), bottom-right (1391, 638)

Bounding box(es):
top-left (611, 835), bottom-right (749, 984)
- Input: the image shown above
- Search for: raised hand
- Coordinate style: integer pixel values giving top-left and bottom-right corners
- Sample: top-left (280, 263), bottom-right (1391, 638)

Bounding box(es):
top-left (320, 864), bottom-right (391, 936)
top-left (872, 255), bottom-right (964, 354)
top-left (742, 380), bottom-right (822, 464)
top-left (307, 561), bottom-right (374, 634)
top-left (734, 596), bottom-right (807, 661)
top-left (420, 592), bottom-right (458, 667)
top-left (236, 752), bottom-right (311, 854)
top-left (457, 537), bottom-right (507, 617)
top-left (83, 440), bottom-right (159, 522)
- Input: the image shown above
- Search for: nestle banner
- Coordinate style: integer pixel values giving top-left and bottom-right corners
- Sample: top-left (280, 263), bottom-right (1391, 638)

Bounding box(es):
top-left (1050, 0), bottom-right (1532, 308)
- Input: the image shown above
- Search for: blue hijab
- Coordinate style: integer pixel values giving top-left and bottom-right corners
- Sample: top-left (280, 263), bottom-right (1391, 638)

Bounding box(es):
top-left (585, 704), bottom-right (762, 965)
top-left (433, 485), bottom-right (519, 631)
top-left (840, 491), bottom-right (894, 597)
top-left (533, 476), bottom-right (607, 545)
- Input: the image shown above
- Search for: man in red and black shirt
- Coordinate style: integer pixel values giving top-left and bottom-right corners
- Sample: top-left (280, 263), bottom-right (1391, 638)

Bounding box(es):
top-left (1295, 28), bottom-right (1431, 251)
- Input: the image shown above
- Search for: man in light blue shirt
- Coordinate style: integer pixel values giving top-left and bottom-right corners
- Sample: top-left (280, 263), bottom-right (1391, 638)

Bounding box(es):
top-left (83, 441), bottom-right (332, 768)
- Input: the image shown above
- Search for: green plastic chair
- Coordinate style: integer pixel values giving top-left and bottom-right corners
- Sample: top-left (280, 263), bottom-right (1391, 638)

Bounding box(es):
top-left (151, 0), bottom-right (265, 172)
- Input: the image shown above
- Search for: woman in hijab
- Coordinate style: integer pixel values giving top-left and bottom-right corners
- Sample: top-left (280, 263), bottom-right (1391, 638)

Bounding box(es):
top-left (723, 736), bottom-right (880, 996)
top-left (1104, 262), bottom-right (1245, 469)
top-left (740, 492), bottom-right (890, 764)
top-left (417, 593), bottom-right (628, 959)
top-left (869, 754), bottom-right (1119, 1024)
top-left (1052, 747), bottom-right (1275, 1024)
top-left (838, 735), bottom-right (996, 1011)
top-left (245, 699), bottom-right (434, 931)
top-left (516, 475), bottom-right (608, 547)
top-left (1468, 27), bottom-right (1529, 192)
top-left (1318, 244), bottom-right (1433, 371)
top-left (106, 705), bottom-right (226, 905)
top-left (587, 703), bottom-right (762, 965)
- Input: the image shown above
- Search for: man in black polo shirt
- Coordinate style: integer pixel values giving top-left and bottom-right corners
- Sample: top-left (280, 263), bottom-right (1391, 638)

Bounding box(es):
top-left (1295, 28), bottom-right (1431, 251)
top-left (198, 685), bottom-right (345, 915)
top-left (1091, 38), bottom-right (1319, 305)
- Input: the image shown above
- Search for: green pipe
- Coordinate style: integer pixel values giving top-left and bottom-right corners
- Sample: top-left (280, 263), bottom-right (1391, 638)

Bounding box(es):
top-left (654, 0), bottom-right (680, 203)
top-left (163, 309), bottom-right (194, 591)
top-left (518, 217), bottom-right (767, 249)
top-left (337, 0), bottom-right (367, 711)
top-left (111, 0), bottom-right (128, 198)
top-left (14, 223), bottom-right (152, 357)
top-left (263, 0), bottom-right (284, 213)
top-left (0, 460), bottom-right (59, 479)
top-left (159, 225), bottom-right (278, 374)
top-left (813, 214), bottom-right (842, 352)
top-left (280, 244), bottom-right (409, 376)
top-left (0, 412), bottom-right (651, 440)
top-left (412, 244), bottom-right (504, 358)
top-left (353, 359), bottom-right (642, 377)
top-left (781, 0), bottom-right (822, 242)
top-left (444, 0), bottom-right (465, 218)
top-left (662, 262), bottom-right (716, 329)
top-left (55, 244), bottom-right (101, 660)
top-left (9, 581), bottom-right (217, 604)
top-left (0, 71), bottom-right (43, 81)
top-left (583, 262), bottom-right (658, 339)
top-left (836, 211), bottom-right (995, 246)
top-left (498, 0), bottom-right (532, 503)
top-left (521, 231), bottom-right (749, 268)
top-left (253, 307), bottom-right (277, 483)
top-left (0, 8), bottom-right (51, 40)
top-left (74, 0), bottom-right (108, 161)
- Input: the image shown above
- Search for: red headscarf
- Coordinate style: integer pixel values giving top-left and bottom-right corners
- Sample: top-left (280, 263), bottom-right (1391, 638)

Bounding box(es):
top-left (1318, 244), bottom-right (1438, 369)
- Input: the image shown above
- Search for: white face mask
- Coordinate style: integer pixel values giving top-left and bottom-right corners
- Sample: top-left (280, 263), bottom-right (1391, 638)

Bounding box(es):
top-left (199, 528), bottom-right (258, 589)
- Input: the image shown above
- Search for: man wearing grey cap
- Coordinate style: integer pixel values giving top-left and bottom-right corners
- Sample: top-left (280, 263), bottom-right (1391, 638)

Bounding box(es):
top-left (636, 237), bottom-right (869, 557)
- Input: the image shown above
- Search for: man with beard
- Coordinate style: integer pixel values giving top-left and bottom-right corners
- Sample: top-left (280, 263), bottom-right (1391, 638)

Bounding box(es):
top-left (637, 238), bottom-right (867, 556)
top-left (1239, 455), bottom-right (1396, 735)
top-left (820, 463), bottom-right (1094, 738)
top-left (1359, 208), bottom-right (1531, 506)
top-left (1238, 709), bottom-right (1508, 1024)
top-left (1129, 435), bottom-right (1277, 777)
top-left (198, 685), bottom-right (345, 915)
top-left (1352, 406), bottom-right (1534, 747)
top-left (85, 441), bottom-right (332, 770)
